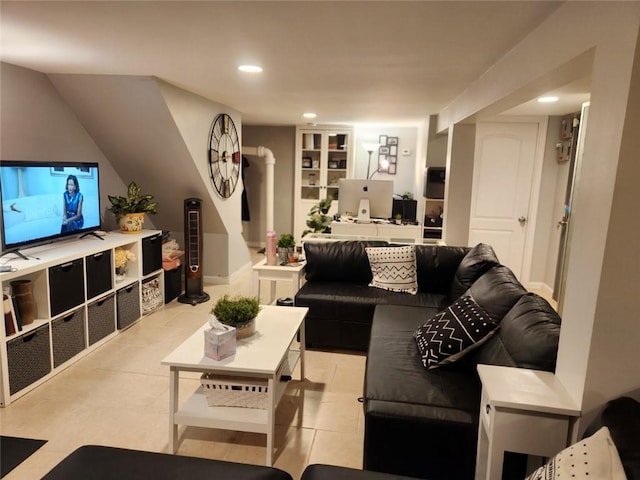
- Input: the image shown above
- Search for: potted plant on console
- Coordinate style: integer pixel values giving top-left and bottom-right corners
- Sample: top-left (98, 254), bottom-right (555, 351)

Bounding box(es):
top-left (108, 182), bottom-right (158, 234)
top-left (212, 294), bottom-right (261, 339)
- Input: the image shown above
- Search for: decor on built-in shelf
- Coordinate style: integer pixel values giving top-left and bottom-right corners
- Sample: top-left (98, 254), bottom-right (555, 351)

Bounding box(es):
top-left (212, 294), bottom-right (261, 340)
top-left (276, 233), bottom-right (297, 265)
top-left (108, 182), bottom-right (158, 234)
top-left (9, 280), bottom-right (35, 325)
top-left (303, 196), bottom-right (333, 237)
top-left (114, 247), bottom-right (135, 282)
top-left (377, 135), bottom-right (398, 175)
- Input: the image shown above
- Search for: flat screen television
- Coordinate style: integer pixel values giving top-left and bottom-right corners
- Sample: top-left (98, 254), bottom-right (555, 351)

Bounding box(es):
top-left (1, 161), bottom-right (101, 257)
top-left (338, 179), bottom-right (394, 221)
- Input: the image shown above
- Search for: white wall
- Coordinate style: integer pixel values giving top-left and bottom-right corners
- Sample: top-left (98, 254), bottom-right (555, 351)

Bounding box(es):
top-left (0, 63), bottom-right (126, 235)
top-left (353, 125), bottom-right (419, 199)
top-left (158, 81), bottom-right (251, 279)
top-left (444, 124), bottom-right (475, 247)
top-left (242, 126), bottom-right (296, 246)
top-left (438, 2), bottom-right (640, 422)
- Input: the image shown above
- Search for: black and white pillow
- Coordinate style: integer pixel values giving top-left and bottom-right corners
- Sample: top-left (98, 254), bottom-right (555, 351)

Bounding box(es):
top-left (524, 426), bottom-right (626, 480)
top-left (365, 245), bottom-right (418, 295)
top-left (414, 295), bottom-right (497, 369)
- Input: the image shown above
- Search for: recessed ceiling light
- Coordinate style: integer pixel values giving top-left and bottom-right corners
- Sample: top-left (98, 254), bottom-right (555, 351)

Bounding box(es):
top-left (537, 96), bottom-right (559, 103)
top-left (238, 65), bottom-right (263, 73)
top-left (303, 113), bottom-right (317, 119)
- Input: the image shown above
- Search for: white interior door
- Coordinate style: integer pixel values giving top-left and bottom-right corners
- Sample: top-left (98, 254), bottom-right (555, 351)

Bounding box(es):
top-left (469, 122), bottom-right (539, 278)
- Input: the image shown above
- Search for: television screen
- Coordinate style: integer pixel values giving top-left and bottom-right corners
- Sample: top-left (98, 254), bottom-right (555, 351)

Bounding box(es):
top-left (1, 161), bottom-right (101, 253)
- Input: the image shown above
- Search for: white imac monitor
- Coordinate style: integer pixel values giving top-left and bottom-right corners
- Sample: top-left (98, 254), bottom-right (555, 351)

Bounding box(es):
top-left (338, 179), bottom-right (394, 222)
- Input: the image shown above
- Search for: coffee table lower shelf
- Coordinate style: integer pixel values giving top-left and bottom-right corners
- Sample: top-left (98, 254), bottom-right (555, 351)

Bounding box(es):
top-left (162, 307), bottom-right (307, 467)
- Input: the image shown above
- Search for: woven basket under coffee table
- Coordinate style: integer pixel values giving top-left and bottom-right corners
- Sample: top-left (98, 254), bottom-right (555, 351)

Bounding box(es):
top-left (200, 374), bottom-right (268, 409)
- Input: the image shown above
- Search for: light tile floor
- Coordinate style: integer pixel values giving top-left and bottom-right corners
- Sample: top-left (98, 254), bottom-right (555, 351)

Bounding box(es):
top-left (0, 249), bottom-right (366, 480)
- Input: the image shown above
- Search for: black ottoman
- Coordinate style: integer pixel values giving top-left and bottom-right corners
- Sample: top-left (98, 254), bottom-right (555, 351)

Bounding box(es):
top-left (43, 445), bottom-right (293, 480)
top-left (301, 464), bottom-right (426, 480)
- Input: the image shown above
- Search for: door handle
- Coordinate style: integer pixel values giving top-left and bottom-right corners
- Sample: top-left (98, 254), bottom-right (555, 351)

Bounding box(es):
top-left (518, 216), bottom-right (527, 226)
top-left (557, 220), bottom-right (568, 229)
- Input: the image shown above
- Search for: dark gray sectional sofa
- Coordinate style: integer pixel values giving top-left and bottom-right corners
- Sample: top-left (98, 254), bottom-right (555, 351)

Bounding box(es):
top-left (296, 240), bottom-right (562, 479)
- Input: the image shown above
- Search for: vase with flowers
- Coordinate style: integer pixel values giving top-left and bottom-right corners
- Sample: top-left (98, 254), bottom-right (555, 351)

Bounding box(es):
top-left (114, 247), bottom-right (136, 282)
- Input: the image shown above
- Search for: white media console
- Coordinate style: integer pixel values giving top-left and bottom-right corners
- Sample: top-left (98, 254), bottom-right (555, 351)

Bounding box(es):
top-left (0, 230), bottom-right (164, 407)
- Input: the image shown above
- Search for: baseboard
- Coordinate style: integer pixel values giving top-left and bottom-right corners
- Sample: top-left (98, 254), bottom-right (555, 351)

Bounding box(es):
top-left (246, 241), bottom-right (265, 249)
top-left (527, 281), bottom-right (554, 299)
top-left (204, 260), bottom-right (253, 286)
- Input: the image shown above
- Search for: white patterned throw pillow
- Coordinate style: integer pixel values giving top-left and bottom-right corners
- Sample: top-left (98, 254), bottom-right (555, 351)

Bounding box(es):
top-left (525, 426), bottom-right (626, 480)
top-left (414, 295), bottom-right (497, 369)
top-left (366, 245), bottom-right (418, 295)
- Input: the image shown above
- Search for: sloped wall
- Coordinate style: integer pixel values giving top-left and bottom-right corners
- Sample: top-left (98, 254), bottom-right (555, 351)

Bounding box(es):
top-left (47, 74), bottom-right (250, 280)
top-left (0, 62), bottom-right (126, 236)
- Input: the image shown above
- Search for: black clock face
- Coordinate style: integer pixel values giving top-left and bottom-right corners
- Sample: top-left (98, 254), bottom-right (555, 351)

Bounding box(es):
top-left (208, 113), bottom-right (241, 198)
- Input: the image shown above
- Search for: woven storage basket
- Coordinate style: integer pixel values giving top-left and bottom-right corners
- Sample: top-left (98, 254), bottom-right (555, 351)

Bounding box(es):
top-left (52, 308), bottom-right (86, 368)
top-left (116, 283), bottom-right (140, 330)
top-left (7, 324), bottom-right (51, 395)
top-left (201, 373), bottom-right (268, 409)
top-left (141, 278), bottom-right (162, 315)
top-left (87, 294), bottom-right (115, 346)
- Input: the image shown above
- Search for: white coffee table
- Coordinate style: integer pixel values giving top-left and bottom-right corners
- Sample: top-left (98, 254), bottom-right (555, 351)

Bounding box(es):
top-left (252, 257), bottom-right (306, 304)
top-left (161, 305), bottom-right (308, 466)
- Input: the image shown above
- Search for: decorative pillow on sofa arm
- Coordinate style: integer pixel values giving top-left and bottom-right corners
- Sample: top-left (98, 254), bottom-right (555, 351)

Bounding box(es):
top-left (524, 426), bottom-right (627, 480)
top-left (365, 245), bottom-right (418, 295)
top-left (413, 295), bottom-right (498, 369)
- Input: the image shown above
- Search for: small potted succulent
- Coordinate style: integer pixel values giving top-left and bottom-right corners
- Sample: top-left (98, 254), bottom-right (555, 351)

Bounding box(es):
top-left (108, 181), bottom-right (158, 233)
top-left (276, 233), bottom-right (296, 265)
top-left (212, 294), bottom-right (261, 339)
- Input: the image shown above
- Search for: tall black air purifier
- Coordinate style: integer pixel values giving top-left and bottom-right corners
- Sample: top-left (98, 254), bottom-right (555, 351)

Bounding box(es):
top-left (178, 198), bottom-right (210, 305)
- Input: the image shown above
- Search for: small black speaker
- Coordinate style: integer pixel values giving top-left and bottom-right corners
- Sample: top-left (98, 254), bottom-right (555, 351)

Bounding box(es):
top-left (424, 167), bottom-right (446, 199)
top-left (392, 199), bottom-right (417, 222)
top-left (178, 198), bottom-right (210, 305)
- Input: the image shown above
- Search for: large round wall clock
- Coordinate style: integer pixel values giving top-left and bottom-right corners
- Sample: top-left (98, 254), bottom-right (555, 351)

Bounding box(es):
top-left (208, 113), bottom-right (241, 198)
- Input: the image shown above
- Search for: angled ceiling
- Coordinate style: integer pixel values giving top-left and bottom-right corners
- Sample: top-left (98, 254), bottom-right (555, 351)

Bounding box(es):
top-left (1, 0), bottom-right (588, 126)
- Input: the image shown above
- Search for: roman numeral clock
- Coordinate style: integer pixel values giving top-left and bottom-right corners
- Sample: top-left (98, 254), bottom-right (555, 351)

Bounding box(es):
top-left (208, 113), bottom-right (241, 198)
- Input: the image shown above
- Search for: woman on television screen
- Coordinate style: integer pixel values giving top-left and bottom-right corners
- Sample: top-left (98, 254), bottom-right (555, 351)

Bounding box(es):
top-left (61, 174), bottom-right (84, 233)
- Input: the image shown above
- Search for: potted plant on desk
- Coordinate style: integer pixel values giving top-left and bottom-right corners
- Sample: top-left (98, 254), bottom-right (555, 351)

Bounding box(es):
top-left (303, 196), bottom-right (333, 237)
top-left (108, 182), bottom-right (158, 233)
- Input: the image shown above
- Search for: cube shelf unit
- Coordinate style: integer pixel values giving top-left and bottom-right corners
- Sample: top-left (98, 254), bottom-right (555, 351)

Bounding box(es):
top-left (0, 230), bottom-right (164, 407)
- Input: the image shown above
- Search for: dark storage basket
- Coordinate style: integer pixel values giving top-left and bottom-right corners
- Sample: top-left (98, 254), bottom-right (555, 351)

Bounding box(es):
top-left (7, 324), bottom-right (51, 395)
top-left (52, 308), bottom-right (86, 368)
top-left (86, 250), bottom-right (112, 300)
top-left (49, 258), bottom-right (85, 316)
top-left (116, 283), bottom-right (140, 330)
top-left (164, 266), bottom-right (182, 304)
top-left (87, 294), bottom-right (116, 346)
top-left (142, 234), bottom-right (162, 275)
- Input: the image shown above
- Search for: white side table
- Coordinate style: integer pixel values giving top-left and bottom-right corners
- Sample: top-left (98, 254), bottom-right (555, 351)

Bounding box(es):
top-left (475, 365), bottom-right (581, 480)
top-left (252, 258), bottom-right (306, 304)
